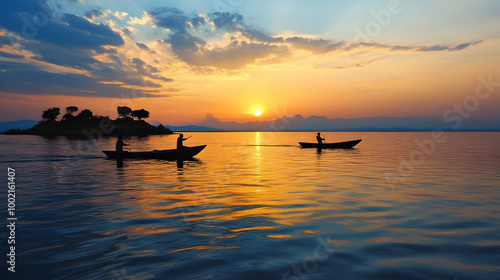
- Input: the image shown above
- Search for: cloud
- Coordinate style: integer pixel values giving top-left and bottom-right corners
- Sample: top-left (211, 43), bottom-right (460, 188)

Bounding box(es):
top-left (149, 7), bottom-right (192, 34)
top-left (202, 41), bottom-right (290, 69)
top-left (163, 32), bottom-right (289, 69)
top-left (0, 34), bottom-right (12, 46)
top-left (132, 57), bottom-right (173, 82)
top-left (285, 37), bottom-right (345, 54)
top-left (127, 11), bottom-right (153, 25)
top-left (122, 27), bottom-right (134, 39)
top-left (204, 113), bottom-right (219, 122)
top-left (29, 42), bottom-right (100, 69)
top-left (211, 12), bottom-right (242, 31)
top-left (0, 60), bottom-right (163, 98)
top-left (152, 9), bottom-right (291, 70)
top-left (55, 13), bottom-right (124, 49)
top-left (239, 28), bottom-right (284, 43)
top-left (106, 10), bottom-right (128, 20)
top-left (84, 9), bottom-right (105, 20)
top-left (0, 1), bottom-right (177, 98)
top-left (332, 58), bottom-right (382, 69)
top-left (0, 2), bottom-right (124, 50)
top-left (191, 15), bottom-right (206, 29)
top-left (136, 42), bottom-right (150, 50)
top-left (451, 41), bottom-right (481, 51)
top-left (348, 41), bottom-right (484, 53)
top-left (0, 51), bottom-right (24, 59)
top-left (416, 40), bottom-right (483, 52)
top-left (149, 8), bottom-right (483, 72)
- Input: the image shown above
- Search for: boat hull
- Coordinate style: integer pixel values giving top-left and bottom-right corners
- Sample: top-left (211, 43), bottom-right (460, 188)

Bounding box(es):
top-left (299, 139), bottom-right (362, 149)
top-left (102, 145), bottom-right (206, 160)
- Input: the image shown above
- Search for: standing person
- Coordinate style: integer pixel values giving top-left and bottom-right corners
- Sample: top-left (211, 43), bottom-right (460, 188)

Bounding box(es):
top-left (177, 133), bottom-right (188, 149)
top-left (116, 135), bottom-right (129, 152)
top-left (316, 132), bottom-right (325, 145)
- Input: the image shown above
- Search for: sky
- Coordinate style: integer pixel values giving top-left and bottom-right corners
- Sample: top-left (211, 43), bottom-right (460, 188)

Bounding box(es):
top-left (0, 0), bottom-right (499, 125)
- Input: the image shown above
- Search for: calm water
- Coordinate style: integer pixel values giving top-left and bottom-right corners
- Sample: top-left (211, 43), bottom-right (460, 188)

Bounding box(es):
top-left (0, 132), bottom-right (499, 280)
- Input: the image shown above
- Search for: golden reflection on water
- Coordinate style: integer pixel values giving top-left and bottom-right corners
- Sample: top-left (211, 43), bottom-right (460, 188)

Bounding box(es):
top-left (98, 132), bottom-right (500, 259)
top-left (167, 246), bottom-right (241, 254)
top-left (266, 234), bottom-right (293, 239)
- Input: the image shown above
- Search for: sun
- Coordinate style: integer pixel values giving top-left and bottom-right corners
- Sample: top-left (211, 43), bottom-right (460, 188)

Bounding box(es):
top-left (253, 109), bottom-right (262, 117)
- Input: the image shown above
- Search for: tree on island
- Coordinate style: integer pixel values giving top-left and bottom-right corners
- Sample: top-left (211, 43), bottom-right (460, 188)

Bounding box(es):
top-left (77, 109), bottom-right (93, 121)
top-left (6, 105), bottom-right (172, 136)
top-left (62, 106), bottom-right (79, 122)
top-left (117, 106), bottom-right (132, 118)
top-left (131, 109), bottom-right (150, 121)
top-left (66, 106), bottom-right (79, 114)
top-left (42, 107), bottom-right (60, 122)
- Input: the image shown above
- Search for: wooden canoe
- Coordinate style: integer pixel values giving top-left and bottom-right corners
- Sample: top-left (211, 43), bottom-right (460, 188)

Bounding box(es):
top-left (299, 139), bottom-right (362, 149)
top-left (102, 145), bottom-right (206, 160)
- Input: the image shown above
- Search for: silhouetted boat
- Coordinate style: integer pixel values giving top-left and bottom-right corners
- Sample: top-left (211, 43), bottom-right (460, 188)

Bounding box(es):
top-left (299, 139), bottom-right (362, 149)
top-left (102, 145), bottom-right (206, 160)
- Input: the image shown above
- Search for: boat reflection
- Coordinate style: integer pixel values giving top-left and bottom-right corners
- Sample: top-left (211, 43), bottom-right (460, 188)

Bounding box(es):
top-left (177, 158), bottom-right (201, 169)
top-left (110, 158), bottom-right (202, 169)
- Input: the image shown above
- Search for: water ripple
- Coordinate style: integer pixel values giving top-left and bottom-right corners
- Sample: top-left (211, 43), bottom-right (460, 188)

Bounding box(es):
top-left (1, 132), bottom-right (499, 280)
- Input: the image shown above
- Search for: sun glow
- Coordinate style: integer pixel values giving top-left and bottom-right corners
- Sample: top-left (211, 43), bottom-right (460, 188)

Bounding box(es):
top-left (253, 109), bottom-right (262, 116)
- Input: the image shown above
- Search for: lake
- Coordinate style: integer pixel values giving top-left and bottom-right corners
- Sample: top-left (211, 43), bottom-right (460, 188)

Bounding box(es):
top-left (0, 132), bottom-right (499, 280)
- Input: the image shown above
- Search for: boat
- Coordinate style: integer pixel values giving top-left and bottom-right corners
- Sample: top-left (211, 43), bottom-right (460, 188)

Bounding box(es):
top-left (299, 139), bottom-right (362, 149)
top-left (102, 145), bottom-right (207, 160)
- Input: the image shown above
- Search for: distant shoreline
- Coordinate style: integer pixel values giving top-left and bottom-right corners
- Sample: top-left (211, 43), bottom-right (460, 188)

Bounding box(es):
top-left (3, 115), bottom-right (499, 133)
top-left (3, 129), bottom-right (499, 134)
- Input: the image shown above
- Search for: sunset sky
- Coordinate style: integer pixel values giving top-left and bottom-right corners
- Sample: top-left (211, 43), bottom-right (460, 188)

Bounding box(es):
top-left (1, 0), bottom-right (499, 125)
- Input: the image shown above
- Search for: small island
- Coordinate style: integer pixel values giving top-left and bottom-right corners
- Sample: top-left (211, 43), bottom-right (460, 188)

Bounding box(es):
top-left (4, 106), bottom-right (172, 136)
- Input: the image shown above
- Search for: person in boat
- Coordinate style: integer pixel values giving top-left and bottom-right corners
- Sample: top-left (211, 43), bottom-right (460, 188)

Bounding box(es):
top-left (316, 132), bottom-right (325, 145)
top-left (177, 133), bottom-right (189, 149)
top-left (116, 135), bottom-right (129, 152)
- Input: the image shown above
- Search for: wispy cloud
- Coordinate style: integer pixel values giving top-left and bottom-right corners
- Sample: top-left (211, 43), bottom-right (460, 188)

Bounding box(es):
top-left (149, 8), bottom-right (483, 71)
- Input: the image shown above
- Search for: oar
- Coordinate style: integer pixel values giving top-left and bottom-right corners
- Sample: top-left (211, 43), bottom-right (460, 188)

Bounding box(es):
top-left (185, 135), bottom-right (192, 140)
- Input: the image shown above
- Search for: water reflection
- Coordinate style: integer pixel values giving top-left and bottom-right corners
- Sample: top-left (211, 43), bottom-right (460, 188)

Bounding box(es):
top-left (1, 132), bottom-right (499, 280)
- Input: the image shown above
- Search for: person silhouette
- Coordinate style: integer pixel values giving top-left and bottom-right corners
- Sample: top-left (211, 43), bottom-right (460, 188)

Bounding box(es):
top-left (177, 133), bottom-right (189, 149)
top-left (116, 135), bottom-right (129, 152)
top-left (316, 132), bottom-right (325, 145)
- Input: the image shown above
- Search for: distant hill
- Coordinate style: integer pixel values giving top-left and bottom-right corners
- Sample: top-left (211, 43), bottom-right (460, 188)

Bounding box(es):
top-left (199, 113), bottom-right (500, 132)
top-left (166, 125), bottom-right (226, 132)
top-left (0, 120), bottom-right (38, 132)
top-left (5, 114), bottom-right (499, 134)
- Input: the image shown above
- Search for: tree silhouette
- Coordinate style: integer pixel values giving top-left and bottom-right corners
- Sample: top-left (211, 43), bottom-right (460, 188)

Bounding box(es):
top-left (131, 109), bottom-right (150, 121)
top-left (62, 113), bottom-right (75, 122)
top-left (117, 106), bottom-right (132, 118)
top-left (66, 106), bottom-right (79, 114)
top-left (42, 107), bottom-right (60, 122)
top-left (62, 106), bottom-right (79, 122)
top-left (77, 109), bottom-right (93, 121)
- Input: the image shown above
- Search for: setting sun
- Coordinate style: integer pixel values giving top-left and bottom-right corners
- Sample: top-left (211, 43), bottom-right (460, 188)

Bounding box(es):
top-left (253, 109), bottom-right (262, 117)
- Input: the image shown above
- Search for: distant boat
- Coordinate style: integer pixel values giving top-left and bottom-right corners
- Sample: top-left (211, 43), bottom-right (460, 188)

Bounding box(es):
top-left (102, 145), bottom-right (206, 160)
top-left (299, 139), bottom-right (362, 149)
